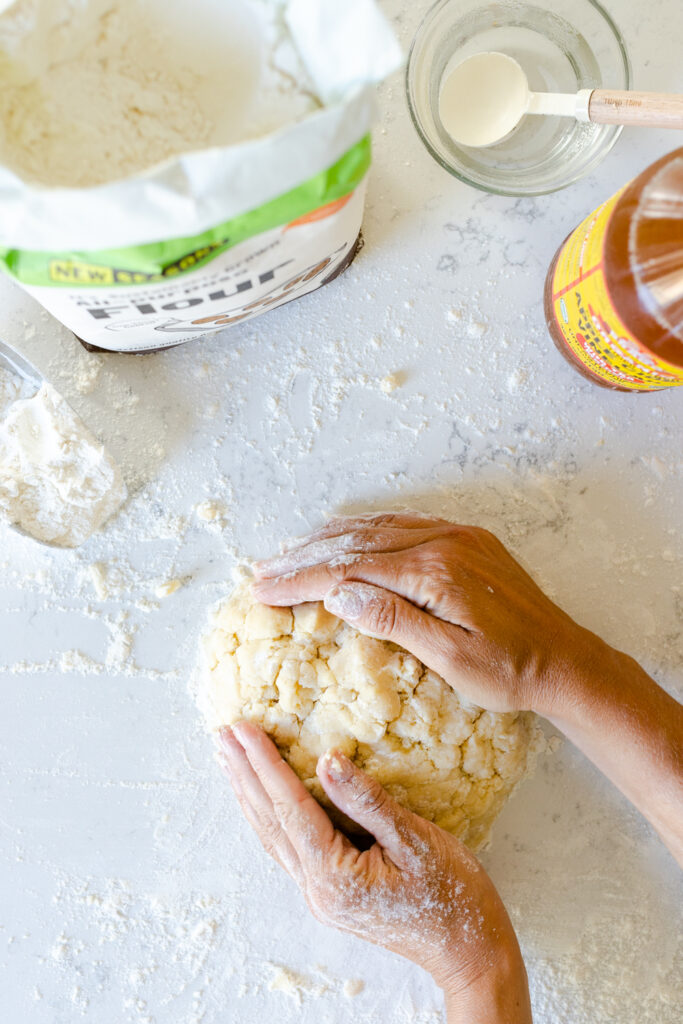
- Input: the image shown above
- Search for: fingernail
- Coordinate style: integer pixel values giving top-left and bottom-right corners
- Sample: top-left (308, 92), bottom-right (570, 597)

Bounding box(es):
top-left (324, 585), bottom-right (363, 620)
top-left (216, 731), bottom-right (240, 765)
top-left (320, 749), bottom-right (354, 783)
top-left (253, 555), bottom-right (289, 578)
top-left (254, 553), bottom-right (287, 573)
top-left (279, 532), bottom-right (312, 553)
top-left (231, 721), bottom-right (251, 747)
top-left (253, 567), bottom-right (275, 583)
top-left (215, 750), bottom-right (233, 775)
top-left (220, 723), bottom-right (251, 754)
top-left (218, 727), bottom-right (243, 757)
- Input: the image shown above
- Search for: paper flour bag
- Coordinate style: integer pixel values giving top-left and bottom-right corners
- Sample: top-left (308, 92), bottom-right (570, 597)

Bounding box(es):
top-left (0, 0), bottom-right (401, 352)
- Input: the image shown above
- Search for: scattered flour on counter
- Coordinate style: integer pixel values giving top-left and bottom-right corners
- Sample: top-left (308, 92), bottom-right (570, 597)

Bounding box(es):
top-left (343, 978), bottom-right (366, 998)
top-left (379, 372), bottom-right (402, 394)
top-left (88, 560), bottom-right (130, 600)
top-left (0, 0), bottom-right (320, 187)
top-left (507, 367), bottom-right (530, 394)
top-left (267, 964), bottom-right (329, 1004)
top-left (50, 933), bottom-right (71, 961)
top-left (45, 872), bottom-right (237, 1024)
top-left (155, 577), bottom-right (184, 598)
top-left (266, 963), bottom-right (365, 1004)
top-left (58, 648), bottom-right (106, 676)
top-left (74, 354), bottom-right (104, 396)
top-left (0, 376), bottom-right (126, 547)
top-left (527, 907), bottom-right (683, 1024)
top-left (195, 501), bottom-right (225, 522)
top-left (86, 557), bottom-right (179, 609)
top-left (466, 320), bottom-right (487, 339)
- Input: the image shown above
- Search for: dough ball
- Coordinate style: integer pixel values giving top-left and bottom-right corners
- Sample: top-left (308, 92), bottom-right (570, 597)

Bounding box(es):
top-left (199, 585), bottom-right (542, 849)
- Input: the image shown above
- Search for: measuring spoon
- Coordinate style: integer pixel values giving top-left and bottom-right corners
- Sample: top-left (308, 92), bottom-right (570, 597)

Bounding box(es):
top-left (439, 51), bottom-right (683, 148)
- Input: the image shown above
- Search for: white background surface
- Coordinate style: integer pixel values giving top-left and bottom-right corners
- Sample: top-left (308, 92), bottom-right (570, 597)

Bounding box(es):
top-left (0, 2), bottom-right (682, 1022)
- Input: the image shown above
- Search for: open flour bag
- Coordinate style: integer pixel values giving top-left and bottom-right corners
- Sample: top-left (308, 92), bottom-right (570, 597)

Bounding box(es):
top-left (0, 0), bottom-right (401, 352)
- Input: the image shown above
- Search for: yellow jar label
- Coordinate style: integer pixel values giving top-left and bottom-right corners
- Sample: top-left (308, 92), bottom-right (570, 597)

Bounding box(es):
top-left (549, 189), bottom-right (683, 390)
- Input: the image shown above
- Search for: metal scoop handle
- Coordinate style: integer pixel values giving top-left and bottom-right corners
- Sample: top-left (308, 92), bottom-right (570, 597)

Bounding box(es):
top-left (0, 339), bottom-right (44, 391)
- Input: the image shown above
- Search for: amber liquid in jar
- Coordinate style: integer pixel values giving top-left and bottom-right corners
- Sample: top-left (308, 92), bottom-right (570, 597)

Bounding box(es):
top-left (544, 148), bottom-right (683, 392)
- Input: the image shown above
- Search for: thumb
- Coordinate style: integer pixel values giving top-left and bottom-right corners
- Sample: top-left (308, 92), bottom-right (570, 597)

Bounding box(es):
top-left (323, 581), bottom-right (465, 684)
top-left (317, 750), bottom-right (419, 868)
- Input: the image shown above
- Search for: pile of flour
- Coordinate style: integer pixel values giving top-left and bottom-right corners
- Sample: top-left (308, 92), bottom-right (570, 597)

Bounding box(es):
top-left (0, 369), bottom-right (126, 547)
top-left (0, 0), bottom-right (319, 188)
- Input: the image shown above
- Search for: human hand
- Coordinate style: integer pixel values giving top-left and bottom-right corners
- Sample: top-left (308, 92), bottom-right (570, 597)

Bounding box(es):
top-left (218, 721), bottom-right (531, 1021)
top-left (252, 512), bottom-right (602, 716)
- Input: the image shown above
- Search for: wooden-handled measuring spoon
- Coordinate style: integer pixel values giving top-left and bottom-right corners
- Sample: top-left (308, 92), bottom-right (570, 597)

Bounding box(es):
top-left (439, 51), bottom-right (683, 148)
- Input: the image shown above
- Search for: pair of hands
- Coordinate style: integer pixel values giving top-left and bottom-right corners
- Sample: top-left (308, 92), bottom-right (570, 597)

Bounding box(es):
top-left (217, 512), bottom-right (583, 1017)
top-left (218, 512), bottom-right (682, 1016)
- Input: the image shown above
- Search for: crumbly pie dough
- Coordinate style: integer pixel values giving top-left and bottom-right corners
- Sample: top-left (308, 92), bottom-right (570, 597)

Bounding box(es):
top-left (200, 586), bottom-right (541, 849)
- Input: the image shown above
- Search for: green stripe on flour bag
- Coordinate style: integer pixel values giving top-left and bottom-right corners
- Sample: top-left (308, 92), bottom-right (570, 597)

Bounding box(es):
top-left (0, 137), bottom-right (371, 289)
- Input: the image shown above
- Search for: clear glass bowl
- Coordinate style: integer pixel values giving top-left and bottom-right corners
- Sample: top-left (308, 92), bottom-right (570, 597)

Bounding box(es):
top-left (406, 0), bottom-right (631, 196)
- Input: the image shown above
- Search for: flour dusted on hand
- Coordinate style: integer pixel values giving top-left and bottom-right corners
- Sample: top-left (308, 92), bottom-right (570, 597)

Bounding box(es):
top-left (0, 0), bottom-right (319, 188)
top-left (0, 375), bottom-right (126, 547)
top-left (200, 586), bottom-right (542, 849)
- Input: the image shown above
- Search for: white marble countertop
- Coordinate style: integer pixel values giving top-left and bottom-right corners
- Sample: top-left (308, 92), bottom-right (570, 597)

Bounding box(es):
top-left (1, 2), bottom-right (681, 1022)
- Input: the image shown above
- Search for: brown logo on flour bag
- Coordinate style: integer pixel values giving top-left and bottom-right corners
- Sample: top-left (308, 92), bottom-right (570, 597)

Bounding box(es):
top-left (178, 250), bottom-right (350, 332)
top-left (0, 0), bottom-right (402, 353)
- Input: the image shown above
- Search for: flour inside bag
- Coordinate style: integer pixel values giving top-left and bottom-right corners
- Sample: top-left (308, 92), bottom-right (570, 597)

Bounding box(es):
top-left (0, 0), bottom-right (401, 352)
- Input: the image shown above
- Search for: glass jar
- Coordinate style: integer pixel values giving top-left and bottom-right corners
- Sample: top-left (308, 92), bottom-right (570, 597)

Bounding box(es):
top-left (407, 0), bottom-right (631, 196)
